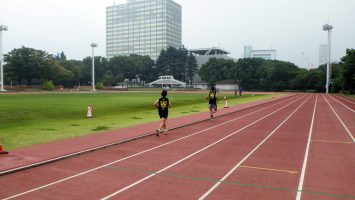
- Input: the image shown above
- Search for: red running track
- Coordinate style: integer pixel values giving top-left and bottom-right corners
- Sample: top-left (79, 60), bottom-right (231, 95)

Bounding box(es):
top-left (0, 94), bottom-right (354, 200)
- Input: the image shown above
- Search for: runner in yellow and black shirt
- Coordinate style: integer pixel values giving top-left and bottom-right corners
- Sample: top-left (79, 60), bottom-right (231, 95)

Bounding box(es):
top-left (154, 90), bottom-right (172, 136)
top-left (206, 86), bottom-right (218, 119)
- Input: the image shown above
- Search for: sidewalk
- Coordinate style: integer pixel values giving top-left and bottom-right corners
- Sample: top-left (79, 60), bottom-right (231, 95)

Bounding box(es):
top-left (0, 95), bottom-right (288, 174)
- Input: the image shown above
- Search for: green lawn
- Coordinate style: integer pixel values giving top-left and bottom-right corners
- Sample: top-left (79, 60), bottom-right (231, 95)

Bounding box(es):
top-left (0, 92), bottom-right (272, 150)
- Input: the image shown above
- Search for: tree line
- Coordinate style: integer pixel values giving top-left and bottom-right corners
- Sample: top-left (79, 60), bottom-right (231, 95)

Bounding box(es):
top-left (3, 45), bottom-right (354, 94)
top-left (199, 49), bottom-right (355, 94)
top-left (3, 46), bottom-right (198, 88)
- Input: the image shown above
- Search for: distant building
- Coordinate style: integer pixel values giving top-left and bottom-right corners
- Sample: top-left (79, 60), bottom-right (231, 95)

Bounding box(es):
top-left (243, 46), bottom-right (277, 60)
top-left (149, 75), bottom-right (186, 88)
top-left (216, 79), bottom-right (239, 91)
top-left (106, 0), bottom-right (182, 60)
top-left (319, 44), bottom-right (328, 65)
top-left (244, 45), bottom-right (252, 58)
top-left (190, 47), bottom-right (235, 89)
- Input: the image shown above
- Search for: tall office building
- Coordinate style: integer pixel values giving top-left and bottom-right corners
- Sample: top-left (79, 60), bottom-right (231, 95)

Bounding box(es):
top-left (106, 0), bottom-right (182, 60)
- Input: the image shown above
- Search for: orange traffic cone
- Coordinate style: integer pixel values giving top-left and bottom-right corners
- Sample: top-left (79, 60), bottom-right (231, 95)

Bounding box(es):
top-left (0, 144), bottom-right (9, 154)
top-left (224, 96), bottom-right (229, 108)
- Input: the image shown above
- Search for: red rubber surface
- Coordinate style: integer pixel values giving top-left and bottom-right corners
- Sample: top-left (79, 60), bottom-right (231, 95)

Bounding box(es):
top-left (0, 94), bottom-right (354, 200)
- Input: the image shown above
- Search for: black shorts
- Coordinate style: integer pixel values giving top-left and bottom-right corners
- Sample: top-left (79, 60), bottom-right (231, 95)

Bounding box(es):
top-left (209, 104), bottom-right (217, 110)
top-left (159, 110), bottom-right (168, 119)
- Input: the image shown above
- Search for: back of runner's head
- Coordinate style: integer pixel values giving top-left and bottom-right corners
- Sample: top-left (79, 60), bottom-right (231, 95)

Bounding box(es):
top-left (161, 90), bottom-right (167, 97)
top-left (210, 86), bottom-right (215, 92)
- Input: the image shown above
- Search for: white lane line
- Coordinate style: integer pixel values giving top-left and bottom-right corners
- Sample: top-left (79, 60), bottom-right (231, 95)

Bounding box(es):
top-left (295, 95), bottom-right (318, 200)
top-left (2, 96), bottom-right (303, 200)
top-left (335, 95), bottom-right (355, 105)
top-left (100, 96), bottom-right (307, 200)
top-left (328, 95), bottom-right (355, 113)
top-left (323, 95), bottom-right (355, 143)
top-left (199, 96), bottom-right (311, 200)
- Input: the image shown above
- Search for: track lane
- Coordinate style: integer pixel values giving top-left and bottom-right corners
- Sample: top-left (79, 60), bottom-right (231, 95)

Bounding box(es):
top-left (325, 95), bottom-right (355, 142)
top-left (332, 95), bottom-right (355, 106)
top-left (329, 95), bottom-right (355, 113)
top-left (300, 95), bottom-right (355, 200)
top-left (0, 95), bottom-right (302, 199)
top-left (98, 96), bottom-right (310, 199)
top-left (197, 96), bottom-right (316, 200)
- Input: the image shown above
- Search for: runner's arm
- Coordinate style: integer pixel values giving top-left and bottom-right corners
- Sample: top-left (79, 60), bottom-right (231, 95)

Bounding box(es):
top-left (153, 99), bottom-right (159, 108)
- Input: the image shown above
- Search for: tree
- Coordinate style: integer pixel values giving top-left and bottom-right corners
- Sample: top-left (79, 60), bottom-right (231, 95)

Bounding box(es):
top-left (289, 68), bottom-right (308, 91)
top-left (130, 54), bottom-right (155, 83)
top-left (186, 52), bottom-right (198, 84)
top-left (340, 49), bottom-right (355, 94)
top-left (4, 46), bottom-right (55, 85)
top-left (155, 46), bottom-right (197, 82)
top-left (57, 60), bottom-right (83, 87)
top-left (305, 68), bottom-right (325, 92)
top-left (54, 51), bottom-right (67, 61)
top-left (106, 54), bottom-right (155, 85)
top-left (199, 58), bottom-right (232, 86)
top-left (83, 56), bottom-right (108, 84)
top-left (235, 58), bottom-right (266, 91)
top-left (265, 60), bottom-right (299, 91)
top-left (50, 62), bottom-right (74, 87)
top-left (329, 63), bottom-right (344, 93)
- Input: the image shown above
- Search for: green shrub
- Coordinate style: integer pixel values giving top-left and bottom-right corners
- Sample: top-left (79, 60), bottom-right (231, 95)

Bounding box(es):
top-left (42, 81), bottom-right (55, 90)
top-left (95, 82), bottom-right (104, 90)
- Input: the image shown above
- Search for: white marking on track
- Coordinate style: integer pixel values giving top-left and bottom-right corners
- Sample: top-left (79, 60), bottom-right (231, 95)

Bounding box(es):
top-left (198, 96), bottom-right (311, 200)
top-left (100, 96), bottom-right (308, 200)
top-left (295, 95), bottom-right (318, 200)
top-left (334, 95), bottom-right (355, 105)
top-left (2, 96), bottom-right (304, 200)
top-left (323, 95), bottom-right (355, 143)
top-left (328, 95), bottom-right (355, 113)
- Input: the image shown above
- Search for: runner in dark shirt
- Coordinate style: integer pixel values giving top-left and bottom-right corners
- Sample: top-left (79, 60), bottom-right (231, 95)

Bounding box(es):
top-left (154, 90), bottom-right (172, 136)
top-left (206, 86), bottom-right (218, 119)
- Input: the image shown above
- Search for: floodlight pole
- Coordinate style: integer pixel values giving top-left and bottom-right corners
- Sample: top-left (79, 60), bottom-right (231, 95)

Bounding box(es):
top-left (323, 24), bottom-right (333, 94)
top-left (0, 25), bottom-right (8, 92)
top-left (90, 43), bottom-right (97, 92)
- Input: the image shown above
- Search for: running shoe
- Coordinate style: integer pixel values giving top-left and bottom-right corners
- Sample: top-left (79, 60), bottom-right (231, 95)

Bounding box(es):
top-left (156, 129), bottom-right (160, 137)
top-left (163, 129), bottom-right (168, 135)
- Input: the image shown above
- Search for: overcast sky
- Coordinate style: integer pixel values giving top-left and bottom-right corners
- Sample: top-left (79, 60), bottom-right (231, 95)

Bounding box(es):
top-left (1, 0), bottom-right (354, 67)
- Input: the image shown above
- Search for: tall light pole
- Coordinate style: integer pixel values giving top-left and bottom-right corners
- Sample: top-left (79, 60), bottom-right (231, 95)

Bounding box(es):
top-left (90, 43), bottom-right (97, 92)
top-left (323, 24), bottom-right (333, 94)
top-left (0, 25), bottom-right (8, 92)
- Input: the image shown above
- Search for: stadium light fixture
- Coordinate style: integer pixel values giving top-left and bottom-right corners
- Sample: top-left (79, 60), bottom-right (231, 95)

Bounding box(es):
top-left (0, 25), bottom-right (8, 92)
top-left (90, 43), bottom-right (98, 92)
top-left (322, 24), bottom-right (333, 94)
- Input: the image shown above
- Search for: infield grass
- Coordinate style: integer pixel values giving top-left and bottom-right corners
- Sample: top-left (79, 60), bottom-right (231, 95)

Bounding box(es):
top-left (0, 91), bottom-right (273, 150)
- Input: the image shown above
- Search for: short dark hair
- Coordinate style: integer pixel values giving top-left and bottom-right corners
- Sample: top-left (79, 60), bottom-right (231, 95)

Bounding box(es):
top-left (210, 86), bottom-right (215, 91)
top-left (161, 90), bottom-right (167, 97)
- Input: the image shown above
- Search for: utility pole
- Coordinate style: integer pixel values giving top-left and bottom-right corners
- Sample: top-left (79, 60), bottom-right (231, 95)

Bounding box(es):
top-left (323, 24), bottom-right (333, 94)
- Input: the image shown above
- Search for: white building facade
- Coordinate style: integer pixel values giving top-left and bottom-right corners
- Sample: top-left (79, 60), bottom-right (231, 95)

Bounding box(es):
top-left (244, 45), bottom-right (277, 60)
top-left (106, 0), bottom-right (182, 60)
top-left (149, 75), bottom-right (186, 88)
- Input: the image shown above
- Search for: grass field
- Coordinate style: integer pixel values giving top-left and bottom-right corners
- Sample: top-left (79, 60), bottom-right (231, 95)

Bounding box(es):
top-left (0, 91), bottom-right (273, 150)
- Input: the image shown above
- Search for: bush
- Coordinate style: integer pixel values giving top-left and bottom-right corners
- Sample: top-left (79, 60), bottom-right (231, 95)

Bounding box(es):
top-left (95, 82), bottom-right (104, 90)
top-left (42, 81), bottom-right (55, 90)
